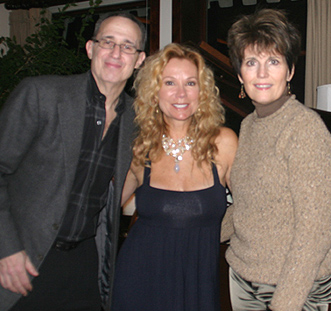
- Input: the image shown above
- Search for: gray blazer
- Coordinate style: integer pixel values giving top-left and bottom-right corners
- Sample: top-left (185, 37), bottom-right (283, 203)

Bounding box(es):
top-left (0, 72), bottom-right (135, 310)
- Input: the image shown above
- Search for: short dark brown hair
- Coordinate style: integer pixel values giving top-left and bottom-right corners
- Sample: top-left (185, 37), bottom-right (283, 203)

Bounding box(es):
top-left (227, 9), bottom-right (301, 75)
top-left (92, 12), bottom-right (146, 51)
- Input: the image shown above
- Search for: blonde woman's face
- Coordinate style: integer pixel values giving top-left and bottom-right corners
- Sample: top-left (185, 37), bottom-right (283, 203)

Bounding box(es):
top-left (158, 58), bottom-right (200, 127)
top-left (238, 45), bottom-right (294, 105)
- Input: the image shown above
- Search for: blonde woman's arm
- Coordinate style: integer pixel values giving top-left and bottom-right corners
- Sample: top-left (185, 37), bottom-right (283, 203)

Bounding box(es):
top-left (121, 164), bottom-right (140, 206)
top-left (215, 126), bottom-right (238, 191)
top-left (215, 127), bottom-right (238, 242)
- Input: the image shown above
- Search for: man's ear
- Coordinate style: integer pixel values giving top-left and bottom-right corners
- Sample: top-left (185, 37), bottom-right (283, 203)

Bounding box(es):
top-left (86, 40), bottom-right (93, 60)
top-left (134, 51), bottom-right (146, 69)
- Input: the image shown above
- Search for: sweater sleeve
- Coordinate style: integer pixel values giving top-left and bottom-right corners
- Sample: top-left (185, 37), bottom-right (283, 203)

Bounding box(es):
top-left (270, 112), bottom-right (331, 311)
top-left (220, 203), bottom-right (235, 243)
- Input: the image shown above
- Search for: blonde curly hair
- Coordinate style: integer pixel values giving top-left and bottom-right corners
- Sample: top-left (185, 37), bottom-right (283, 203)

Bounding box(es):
top-left (132, 43), bottom-right (225, 167)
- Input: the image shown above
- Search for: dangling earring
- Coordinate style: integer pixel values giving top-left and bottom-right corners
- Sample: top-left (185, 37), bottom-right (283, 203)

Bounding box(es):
top-left (239, 84), bottom-right (246, 99)
top-left (287, 81), bottom-right (292, 95)
top-left (153, 98), bottom-right (160, 114)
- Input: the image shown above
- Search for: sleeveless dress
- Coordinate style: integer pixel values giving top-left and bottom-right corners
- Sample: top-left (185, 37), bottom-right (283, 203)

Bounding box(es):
top-left (111, 163), bottom-right (227, 311)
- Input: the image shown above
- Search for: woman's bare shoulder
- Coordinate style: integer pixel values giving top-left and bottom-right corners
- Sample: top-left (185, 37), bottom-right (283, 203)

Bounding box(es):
top-left (215, 126), bottom-right (238, 149)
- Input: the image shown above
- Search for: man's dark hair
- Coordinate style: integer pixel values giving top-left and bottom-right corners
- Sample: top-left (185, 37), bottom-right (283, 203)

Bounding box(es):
top-left (92, 12), bottom-right (147, 51)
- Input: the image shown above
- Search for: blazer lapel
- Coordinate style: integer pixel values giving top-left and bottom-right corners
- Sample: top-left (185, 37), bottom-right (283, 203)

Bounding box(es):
top-left (57, 74), bottom-right (88, 190)
top-left (114, 93), bottom-right (135, 201)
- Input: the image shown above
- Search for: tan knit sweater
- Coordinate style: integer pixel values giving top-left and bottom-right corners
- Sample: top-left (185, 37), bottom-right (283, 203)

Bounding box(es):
top-left (222, 96), bottom-right (331, 311)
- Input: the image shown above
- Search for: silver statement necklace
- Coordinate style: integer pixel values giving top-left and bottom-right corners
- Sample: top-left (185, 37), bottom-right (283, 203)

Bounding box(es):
top-left (162, 134), bottom-right (194, 173)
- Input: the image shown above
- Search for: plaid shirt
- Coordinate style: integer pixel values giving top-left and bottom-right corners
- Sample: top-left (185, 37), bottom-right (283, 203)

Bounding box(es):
top-left (57, 72), bottom-right (125, 242)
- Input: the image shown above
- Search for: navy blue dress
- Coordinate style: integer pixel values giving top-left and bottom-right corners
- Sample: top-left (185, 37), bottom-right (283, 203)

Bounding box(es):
top-left (112, 164), bottom-right (227, 310)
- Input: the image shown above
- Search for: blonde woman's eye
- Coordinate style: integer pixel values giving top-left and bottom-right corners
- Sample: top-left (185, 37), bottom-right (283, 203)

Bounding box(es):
top-left (187, 81), bottom-right (196, 86)
top-left (165, 81), bottom-right (174, 86)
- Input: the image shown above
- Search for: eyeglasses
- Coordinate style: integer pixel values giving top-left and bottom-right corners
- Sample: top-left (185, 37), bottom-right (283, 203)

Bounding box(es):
top-left (93, 38), bottom-right (142, 54)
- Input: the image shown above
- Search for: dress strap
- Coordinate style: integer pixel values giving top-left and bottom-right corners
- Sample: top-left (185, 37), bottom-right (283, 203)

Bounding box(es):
top-left (143, 163), bottom-right (151, 186)
top-left (212, 162), bottom-right (221, 185)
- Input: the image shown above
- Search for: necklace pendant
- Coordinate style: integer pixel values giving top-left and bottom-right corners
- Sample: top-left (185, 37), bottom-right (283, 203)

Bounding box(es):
top-left (162, 134), bottom-right (194, 174)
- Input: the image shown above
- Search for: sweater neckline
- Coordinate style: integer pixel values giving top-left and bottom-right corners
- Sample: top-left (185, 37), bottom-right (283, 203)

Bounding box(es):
top-left (253, 94), bottom-right (290, 118)
top-left (252, 95), bottom-right (295, 122)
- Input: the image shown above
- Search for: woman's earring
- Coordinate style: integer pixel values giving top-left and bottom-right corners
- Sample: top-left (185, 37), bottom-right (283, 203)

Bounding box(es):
top-left (239, 84), bottom-right (246, 99)
top-left (287, 81), bottom-right (292, 95)
top-left (153, 98), bottom-right (160, 114)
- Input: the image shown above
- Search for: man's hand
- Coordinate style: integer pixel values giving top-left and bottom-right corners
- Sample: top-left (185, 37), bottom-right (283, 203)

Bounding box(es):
top-left (0, 251), bottom-right (39, 296)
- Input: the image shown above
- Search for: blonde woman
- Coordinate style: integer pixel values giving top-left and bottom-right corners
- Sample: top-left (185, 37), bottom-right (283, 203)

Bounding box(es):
top-left (111, 43), bottom-right (238, 311)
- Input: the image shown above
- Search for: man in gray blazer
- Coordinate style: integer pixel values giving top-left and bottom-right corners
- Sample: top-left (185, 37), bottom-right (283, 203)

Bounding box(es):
top-left (0, 12), bottom-right (146, 311)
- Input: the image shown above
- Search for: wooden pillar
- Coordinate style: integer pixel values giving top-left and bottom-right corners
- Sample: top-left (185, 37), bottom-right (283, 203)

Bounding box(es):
top-left (172, 0), bottom-right (207, 44)
top-left (149, 0), bottom-right (160, 54)
top-left (9, 8), bottom-right (51, 45)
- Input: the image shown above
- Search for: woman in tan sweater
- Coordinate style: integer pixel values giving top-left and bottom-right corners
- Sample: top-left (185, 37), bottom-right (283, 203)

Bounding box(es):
top-left (222, 9), bottom-right (331, 311)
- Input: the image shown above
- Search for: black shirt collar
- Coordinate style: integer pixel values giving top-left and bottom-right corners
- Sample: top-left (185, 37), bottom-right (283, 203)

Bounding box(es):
top-left (87, 70), bottom-right (126, 116)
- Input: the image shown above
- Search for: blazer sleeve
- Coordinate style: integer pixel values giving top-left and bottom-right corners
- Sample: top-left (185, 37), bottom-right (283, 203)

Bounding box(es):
top-left (0, 78), bottom-right (41, 259)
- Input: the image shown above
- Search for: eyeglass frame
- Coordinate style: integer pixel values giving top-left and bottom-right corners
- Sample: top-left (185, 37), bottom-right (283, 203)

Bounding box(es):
top-left (92, 38), bottom-right (143, 54)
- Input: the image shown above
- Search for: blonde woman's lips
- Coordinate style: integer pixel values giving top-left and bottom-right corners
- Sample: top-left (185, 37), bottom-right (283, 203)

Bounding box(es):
top-left (173, 104), bottom-right (189, 108)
